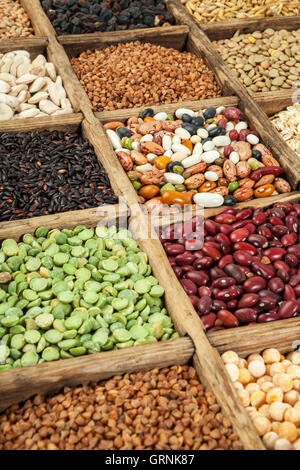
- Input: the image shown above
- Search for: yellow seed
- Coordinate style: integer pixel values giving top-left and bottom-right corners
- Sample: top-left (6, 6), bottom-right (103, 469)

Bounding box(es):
top-left (248, 36), bottom-right (256, 44)
top-left (251, 390), bottom-right (266, 408)
top-left (270, 49), bottom-right (278, 57)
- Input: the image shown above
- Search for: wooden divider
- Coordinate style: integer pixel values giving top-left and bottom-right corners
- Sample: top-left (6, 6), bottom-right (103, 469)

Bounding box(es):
top-left (166, 0), bottom-right (300, 189)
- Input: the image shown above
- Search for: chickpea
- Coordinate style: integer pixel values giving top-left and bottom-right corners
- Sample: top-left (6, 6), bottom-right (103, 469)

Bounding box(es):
top-left (284, 390), bottom-right (299, 406)
top-left (262, 431), bottom-right (279, 450)
top-left (248, 360), bottom-right (266, 378)
top-left (253, 415), bottom-right (271, 436)
top-left (269, 402), bottom-right (291, 421)
top-left (250, 390), bottom-right (266, 408)
top-left (273, 373), bottom-right (293, 392)
top-left (222, 351), bottom-right (239, 365)
top-left (274, 438), bottom-right (293, 450)
top-left (284, 407), bottom-right (300, 426)
top-left (278, 422), bottom-right (298, 442)
top-left (262, 349), bottom-right (281, 364)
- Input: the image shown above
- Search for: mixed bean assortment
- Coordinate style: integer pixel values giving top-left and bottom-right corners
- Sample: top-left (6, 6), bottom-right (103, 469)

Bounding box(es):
top-left (271, 104), bottom-right (300, 158)
top-left (214, 29), bottom-right (300, 93)
top-left (161, 201), bottom-right (300, 331)
top-left (222, 348), bottom-right (300, 450)
top-left (71, 42), bottom-right (221, 111)
top-left (106, 105), bottom-right (290, 213)
top-left (0, 365), bottom-right (242, 450)
top-left (41, 0), bottom-right (175, 34)
top-left (182, 0), bottom-right (300, 23)
top-left (0, 225), bottom-right (177, 371)
top-left (0, 50), bottom-right (74, 121)
top-left (0, 130), bottom-right (117, 221)
top-left (0, 0), bottom-right (34, 39)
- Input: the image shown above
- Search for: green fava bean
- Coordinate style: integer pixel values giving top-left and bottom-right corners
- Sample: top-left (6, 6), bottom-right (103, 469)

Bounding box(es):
top-left (2, 239), bottom-right (19, 257)
top-left (134, 279), bottom-right (151, 294)
top-left (111, 298), bottom-right (128, 311)
top-left (65, 316), bottom-right (82, 330)
top-left (24, 330), bottom-right (41, 344)
top-left (21, 351), bottom-right (38, 366)
top-left (29, 278), bottom-right (48, 292)
top-left (82, 291), bottom-right (98, 305)
top-left (92, 328), bottom-right (108, 346)
top-left (113, 328), bottom-right (131, 342)
top-left (42, 347), bottom-right (60, 361)
top-left (57, 291), bottom-right (75, 304)
top-left (44, 329), bottom-right (63, 344)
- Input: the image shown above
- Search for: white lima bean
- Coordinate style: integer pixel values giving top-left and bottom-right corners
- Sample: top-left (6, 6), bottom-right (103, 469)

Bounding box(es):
top-left (106, 130), bottom-right (122, 149)
top-left (163, 173), bottom-right (185, 185)
top-left (175, 108), bottom-right (195, 119)
top-left (153, 112), bottom-right (167, 121)
top-left (182, 154), bottom-right (202, 168)
top-left (162, 135), bottom-right (172, 151)
top-left (175, 127), bottom-right (191, 140)
top-left (204, 171), bottom-right (219, 182)
top-left (171, 143), bottom-right (191, 155)
top-left (140, 134), bottom-right (153, 142)
top-left (247, 134), bottom-right (259, 145)
top-left (194, 193), bottom-right (224, 208)
top-left (202, 150), bottom-right (219, 164)
top-left (202, 140), bottom-right (215, 152)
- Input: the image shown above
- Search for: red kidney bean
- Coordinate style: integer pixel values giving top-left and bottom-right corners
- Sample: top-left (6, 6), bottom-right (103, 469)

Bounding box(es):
top-left (235, 308), bottom-right (258, 323)
top-left (286, 215), bottom-right (298, 233)
top-left (290, 268), bottom-right (297, 276)
top-left (217, 310), bottom-right (239, 328)
top-left (227, 299), bottom-right (238, 310)
top-left (247, 234), bottom-right (268, 248)
top-left (233, 245), bottom-right (256, 258)
top-left (201, 243), bottom-right (222, 261)
top-left (216, 286), bottom-right (241, 301)
top-left (277, 268), bottom-right (290, 283)
top-left (238, 293), bottom-right (259, 308)
top-left (243, 276), bottom-right (267, 292)
top-left (251, 261), bottom-right (275, 279)
top-left (198, 286), bottom-right (211, 297)
top-left (282, 233), bottom-right (298, 247)
top-left (211, 299), bottom-right (227, 312)
top-left (268, 207), bottom-right (285, 219)
top-left (231, 220), bottom-right (251, 230)
top-left (205, 241), bottom-right (221, 250)
top-left (218, 254), bottom-right (234, 269)
top-left (204, 219), bottom-right (220, 235)
top-left (201, 313), bottom-right (216, 331)
top-left (263, 248), bottom-right (286, 261)
top-left (184, 239), bottom-right (203, 251)
top-left (215, 233), bottom-right (232, 245)
top-left (210, 267), bottom-right (227, 280)
top-left (257, 313), bottom-right (280, 323)
top-left (214, 213), bottom-right (236, 224)
top-left (268, 277), bottom-right (284, 294)
top-left (168, 256), bottom-right (176, 266)
top-left (188, 295), bottom-right (199, 308)
top-left (212, 277), bottom-right (236, 289)
top-left (271, 225), bottom-right (289, 237)
top-left (244, 223), bottom-right (256, 235)
top-left (284, 285), bottom-right (296, 301)
top-left (235, 208), bottom-right (253, 221)
top-left (290, 274), bottom-right (300, 287)
top-left (253, 210), bottom-right (266, 225)
top-left (285, 254), bottom-right (298, 267)
top-left (258, 297), bottom-right (277, 310)
top-left (180, 279), bottom-right (197, 296)
top-left (274, 202), bottom-right (293, 212)
top-left (184, 270), bottom-right (209, 286)
top-left (220, 224), bottom-right (234, 235)
top-left (274, 260), bottom-right (290, 272)
top-left (173, 266), bottom-right (183, 279)
top-left (258, 290), bottom-right (280, 302)
top-left (278, 300), bottom-right (299, 319)
top-left (294, 285), bottom-right (300, 297)
top-left (181, 265), bottom-right (194, 273)
top-left (175, 252), bottom-right (196, 266)
top-left (258, 226), bottom-right (273, 240)
top-left (239, 266), bottom-right (252, 275)
top-left (220, 208), bottom-right (237, 215)
top-left (268, 240), bottom-right (283, 248)
top-left (233, 250), bottom-right (253, 266)
top-left (287, 244), bottom-right (300, 257)
top-left (269, 216), bottom-right (284, 226)
top-left (197, 296), bottom-right (212, 316)
top-left (220, 242), bottom-right (231, 255)
top-left (224, 264), bottom-right (246, 283)
top-left (193, 256), bottom-right (213, 270)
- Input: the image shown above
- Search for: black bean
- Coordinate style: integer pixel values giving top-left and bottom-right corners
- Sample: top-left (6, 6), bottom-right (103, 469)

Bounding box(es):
top-left (0, 130), bottom-right (117, 221)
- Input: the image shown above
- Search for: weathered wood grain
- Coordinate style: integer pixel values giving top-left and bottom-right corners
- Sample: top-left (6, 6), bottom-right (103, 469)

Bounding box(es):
top-left (0, 113), bottom-right (82, 133)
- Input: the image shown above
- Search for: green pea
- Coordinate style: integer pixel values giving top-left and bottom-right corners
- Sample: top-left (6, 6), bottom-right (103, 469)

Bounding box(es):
top-left (57, 291), bottom-right (75, 304)
top-left (29, 278), bottom-right (48, 292)
top-left (35, 313), bottom-right (54, 329)
top-left (111, 298), bottom-right (128, 311)
top-left (73, 225), bottom-right (85, 235)
top-left (116, 340), bottom-right (134, 349)
top-left (36, 336), bottom-right (47, 353)
top-left (92, 328), bottom-right (108, 346)
top-left (1, 315), bottom-right (19, 327)
top-left (0, 289), bottom-right (6, 302)
top-left (82, 291), bottom-right (98, 305)
top-left (78, 228), bottom-right (94, 241)
top-left (150, 285), bottom-right (164, 297)
top-left (132, 181), bottom-right (142, 191)
top-left (228, 181), bottom-right (239, 193)
top-left (2, 239), bottom-right (19, 257)
top-left (21, 351), bottom-right (39, 366)
top-left (130, 325), bottom-right (148, 340)
top-left (248, 157), bottom-right (260, 171)
top-left (53, 253), bottom-right (69, 266)
top-left (55, 233), bottom-right (68, 245)
top-left (134, 279), bottom-right (151, 294)
top-left (63, 329), bottom-right (77, 340)
top-left (9, 325), bottom-right (25, 334)
top-left (71, 246), bottom-right (85, 257)
top-left (58, 339), bottom-right (78, 350)
top-left (35, 227), bottom-right (49, 238)
top-left (75, 268), bottom-right (91, 281)
top-left (160, 183), bottom-right (175, 194)
top-left (25, 257), bottom-right (41, 272)
top-left (10, 334), bottom-right (25, 350)
top-left (113, 328), bottom-right (131, 342)
top-left (44, 329), bottom-right (63, 344)
top-left (42, 346), bottom-right (60, 361)
top-left (69, 346), bottom-right (86, 356)
top-left (65, 316), bottom-right (82, 330)
top-left (24, 330), bottom-right (41, 344)
top-left (102, 259), bottom-right (119, 272)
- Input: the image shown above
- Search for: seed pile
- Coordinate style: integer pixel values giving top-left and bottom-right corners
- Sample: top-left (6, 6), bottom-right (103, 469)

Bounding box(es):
top-left (106, 105), bottom-right (290, 213)
top-left (0, 0), bottom-right (34, 39)
top-left (271, 104), bottom-right (300, 158)
top-left (0, 225), bottom-right (176, 371)
top-left (214, 29), bottom-right (300, 93)
top-left (182, 0), bottom-right (300, 23)
top-left (0, 365), bottom-right (242, 450)
top-left (0, 130), bottom-right (117, 221)
top-left (222, 349), bottom-right (300, 450)
top-left (161, 201), bottom-right (300, 331)
top-left (71, 42), bottom-right (221, 111)
top-left (0, 51), bottom-right (74, 121)
top-left (41, 0), bottom-right (175, 34)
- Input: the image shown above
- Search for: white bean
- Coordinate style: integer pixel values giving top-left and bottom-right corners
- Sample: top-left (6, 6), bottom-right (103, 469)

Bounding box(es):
top-left (140, 134), bottom-right (153, 142)
top-left (172, 135), bottom-right (181, 146)
top-left (175, 127), bottom-right (191, 140)
top-left (132, 141), bottom-right (140, 151)
top-left (171, 152), bottom-right (188, 162)
top-left (192, 142), bottom-right (203, 156)
top-left (197, 128), bottom-right (208, 139)
top-left (235, 121), bottom-right (248, 132)
top-left (171, 143), bottom-right (191, 155)
top-left (162, 135), bottom-right (172, 151)
top-left (247, 134), bottom-right (259, 145)
top-left (115, 147), bottom-right (130, 154)
top-left (216, 106), bottom-right (225, 114)
top-left (202, 140), bottom-right (215, 152)
top-left (164, 149), bottom-right (173, 158)
top-left (182, 154), bottom-right (202, 168)
top-left (207, 124), bottom-right (217, 131)
top-left (147, 153), bottom-right (157, 163)
top-left (205, 171), bottom-right (219, 182)
top-left (106, 129), bottom-right (122, 149)
top-left (164, 173), bottom-right (184, 185)
top-left (175, 108), bottom-right (195, 119)
top-left (194, 193), bottom-right (224, 208)
top-left (191, 135), bottom-right (201, 144)
top-left (153, 112), bottom-right (167, 121)
top-left (136, 164), bottom-right (153, 173)
top-left (202, 150), bottom-right (219, 164)
top-left (213, 136), bottom-right (231, 147)
top-left (229, 151), bottom-right (240, 164)
top-left (226, 122), bottom-right (234, 132)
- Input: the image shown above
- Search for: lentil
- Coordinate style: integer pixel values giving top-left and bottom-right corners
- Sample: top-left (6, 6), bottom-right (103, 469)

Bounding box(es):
top-left (0, 225), bottom-right (177, 371)
top-left (214, 29), bottom-right (300, 93)
top-left (71, 41), bottom-right (221, 111)
top-left (161, 201), bottom-right (300, 331)
top-left (271, 104), bottom-right (300, 158)
top-left (222, 348), bottom-right (300, 450)
top-left (0, 130), bottom-right (117, 221)
top-left (41, 0), bottom-right (175, 35)
top-left (0, 365), bottom-right (242, 450)
top-left (105, 105), bottom-right (290, 213)
top-left (0, 0), bottom-right (34, 39)
top-left (182, 0), bottom-right (300, 23)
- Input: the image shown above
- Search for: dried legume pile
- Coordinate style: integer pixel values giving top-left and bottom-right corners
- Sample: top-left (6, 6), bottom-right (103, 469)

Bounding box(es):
top-left (71, 42), bottom-right (221, 111)
top-left (161, 201), bottom-right (300, 331)
top-left (271, 104), bottom-right (300, 158)
top-left (0, 130), bottom-right (117, 221)
top-left (0, 365), bottom-right (242, 450)
top-left (222, 349), bottom-right (300, 450)
top-left (182, 0), bottom-right (300, 23)
top-left (0, 51), bottom-right (74, 121)
top-left (214, 29), bottom-right (300, 93)
top-left (0, 225), bottom-right (177, 371)
top-left (0, 0), bottom-right (34, 39)
top-left (41, 0), bottom-right (175, 34)
top-left (105, 105), bottom-right (290, 213)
